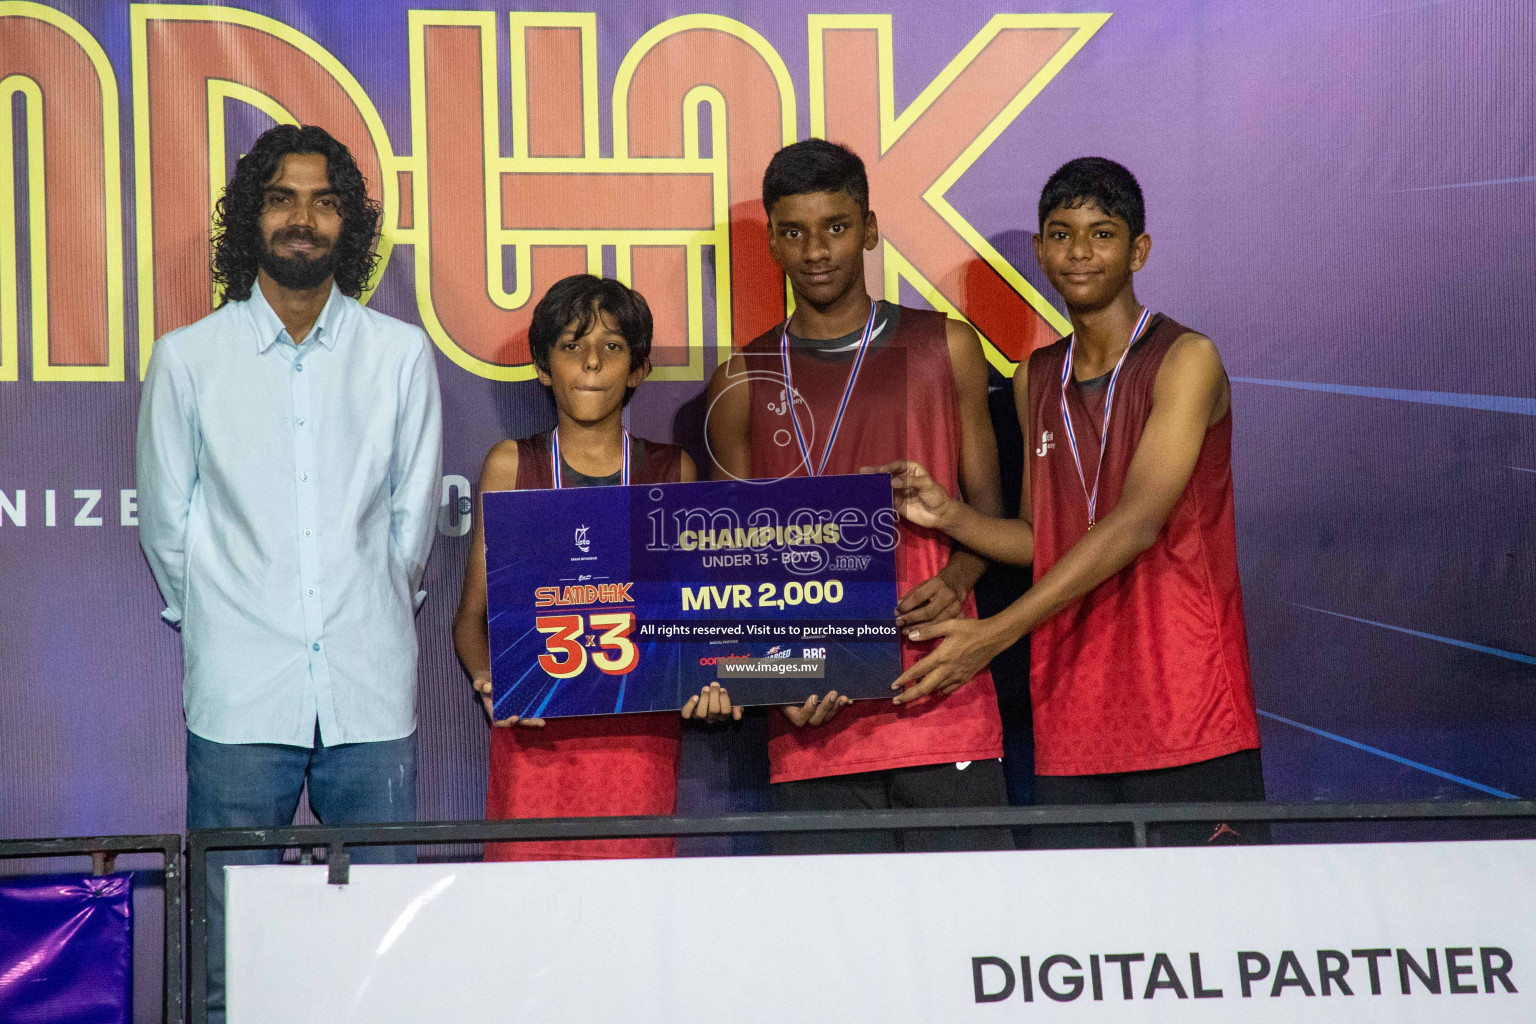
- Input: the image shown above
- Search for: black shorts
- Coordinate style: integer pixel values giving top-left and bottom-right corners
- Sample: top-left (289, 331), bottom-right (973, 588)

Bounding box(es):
top-left (770, 759), bottom-right (1016, 855)
top-left (1032, 747), bottom-right (1269, 849)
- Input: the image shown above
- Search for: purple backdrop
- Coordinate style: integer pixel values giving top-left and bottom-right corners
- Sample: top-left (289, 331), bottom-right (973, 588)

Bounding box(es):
top-left (1, 0), bottom-right (1532, 873)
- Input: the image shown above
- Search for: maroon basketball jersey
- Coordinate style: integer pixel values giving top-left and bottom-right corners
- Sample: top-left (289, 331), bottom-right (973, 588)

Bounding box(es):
top-left (485, 431), bottom-right (684, 861)
top-left (1026, 314), bottom-right (1261, 775)
top-left (739, 304), bottom-right (1003, 783)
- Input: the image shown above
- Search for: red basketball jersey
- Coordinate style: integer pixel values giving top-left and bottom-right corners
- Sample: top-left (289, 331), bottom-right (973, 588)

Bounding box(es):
top-left (1026, 314), bottom-right (1261, 775)
top-left (484, 432), bottom-right (684, 860)
top-left (740, 304), bottom-right (1003, 783)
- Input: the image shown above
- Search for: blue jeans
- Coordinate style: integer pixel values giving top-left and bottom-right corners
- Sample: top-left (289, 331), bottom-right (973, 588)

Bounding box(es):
top-left (187, 727), bottom-right (416, 1024)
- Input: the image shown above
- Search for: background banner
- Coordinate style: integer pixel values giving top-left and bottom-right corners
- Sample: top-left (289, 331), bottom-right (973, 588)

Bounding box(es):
top-left (226, 842), bottom-right (1535, 1022)
top-left (0, 0), bottom-right (1532, 845)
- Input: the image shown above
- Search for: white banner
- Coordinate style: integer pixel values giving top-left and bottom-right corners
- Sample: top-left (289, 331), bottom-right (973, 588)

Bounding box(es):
top-left (227, 840), bottom-right (1534, 1022)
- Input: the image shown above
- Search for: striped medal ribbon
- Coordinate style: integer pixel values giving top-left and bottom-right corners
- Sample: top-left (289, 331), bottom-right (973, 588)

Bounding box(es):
top-left (779, 300), bottom-right (878, 477)
top-left (551, 427), bottom-right (630, 488)
top-left (1058, 306), bottom-right (1152, 528)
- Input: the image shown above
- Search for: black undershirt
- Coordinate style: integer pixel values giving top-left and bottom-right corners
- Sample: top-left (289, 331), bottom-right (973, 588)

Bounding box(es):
top-left (784, 300), bottom-right (900, 360)
top-left (555, 436), bottom-right (646, 487)
top-left (1071, 313), bottom-right (1164, 392)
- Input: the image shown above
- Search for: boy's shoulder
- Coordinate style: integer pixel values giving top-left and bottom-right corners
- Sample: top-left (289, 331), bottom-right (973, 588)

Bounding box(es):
top-left (508, 430), bottom-right (548, 450)
top-left (483, 437), bottom-right (525, 470)
top-left (1026, 334), bottom-right (1071, 366)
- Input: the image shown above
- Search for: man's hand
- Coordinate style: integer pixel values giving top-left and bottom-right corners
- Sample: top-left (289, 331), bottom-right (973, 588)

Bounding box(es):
top-left (473, 674), bottom-right (545, 728)
top-left (681, 683), bottom-right (743, 724)
top-left (866, 459), bottom-right (954, 531)
top-left (781, 692), bottom-right (852, 728)
top-left (891, 618), bottom-right (1008, 706)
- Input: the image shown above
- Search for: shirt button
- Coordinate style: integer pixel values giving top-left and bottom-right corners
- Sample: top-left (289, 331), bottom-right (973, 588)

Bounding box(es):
top-left (304, 529), bottom-right (312, 537)
top-left (297, 418), bottom-right (306, 426)
top-left (312, 642), bottom-right (321, 652)
top-left (295, 363), bottom-right (304, 372)
top-left (300, 473), bottom-right (309, 482)
top-left (307, 588), bottom-right (316, 596)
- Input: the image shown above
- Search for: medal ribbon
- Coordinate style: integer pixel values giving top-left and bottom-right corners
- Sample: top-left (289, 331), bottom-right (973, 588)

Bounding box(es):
top-left (1059, 306), bottom-right (1152, 527)
top-left (551, 428), bottom-right (630, 489)
top-left (779, 300), bottom-right (878, 477)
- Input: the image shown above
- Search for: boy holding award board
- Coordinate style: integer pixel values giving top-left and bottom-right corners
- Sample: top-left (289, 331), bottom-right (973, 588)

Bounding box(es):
top-left (452, 275), bottom-right (738, 861)
top-left (881, 158), bottom-right (1265, 847)
top-left (704, 140), bottom-right (1015, 854)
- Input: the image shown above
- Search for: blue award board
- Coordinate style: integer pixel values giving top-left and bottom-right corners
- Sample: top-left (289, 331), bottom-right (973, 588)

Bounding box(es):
top-left (483, 473), bottom-right (901, 719)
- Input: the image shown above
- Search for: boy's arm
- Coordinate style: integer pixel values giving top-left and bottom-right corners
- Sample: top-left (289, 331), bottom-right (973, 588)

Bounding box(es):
top-left (895, 319), bottom-right (1004, 627)
top-left (893, 332), bottom-right (1229, 704)
top-left (452, 441), bottom-right (545, 727)
top-left (878, 460), bottom-right (1034, 565)
top-left (873, 351), bottom-right (1035, 565)
top-left (705, 354), bottom-right (752, 481)
top-left (1014, 347), bottom-right (1033, 531)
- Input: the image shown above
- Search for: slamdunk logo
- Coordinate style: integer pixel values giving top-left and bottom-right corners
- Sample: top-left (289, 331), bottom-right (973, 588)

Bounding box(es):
top-left (0, 7), bottom-right (1104, 384)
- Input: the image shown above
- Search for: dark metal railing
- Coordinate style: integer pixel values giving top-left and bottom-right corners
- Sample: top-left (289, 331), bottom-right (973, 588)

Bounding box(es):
top-left (182, 799), bottom-right (1536, 1024)
top-left (8, 804), bottom-right (1534, 1024)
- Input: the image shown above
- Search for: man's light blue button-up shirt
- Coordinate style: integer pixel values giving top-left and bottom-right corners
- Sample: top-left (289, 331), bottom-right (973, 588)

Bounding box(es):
top-left (136, 282), bottom-right (443, 747)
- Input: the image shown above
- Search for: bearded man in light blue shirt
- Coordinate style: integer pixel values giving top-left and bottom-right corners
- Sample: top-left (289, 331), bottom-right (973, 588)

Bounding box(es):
top-left (136, 124), bottom-right (442, 1024)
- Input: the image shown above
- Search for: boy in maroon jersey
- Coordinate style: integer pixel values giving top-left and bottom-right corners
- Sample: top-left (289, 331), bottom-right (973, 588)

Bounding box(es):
top-left (706, 139), bottom-right (1012, 854)
top-left (454, 274), bottom-right (738, 860)
top-left (880, 157), bottom-right (1265, 846)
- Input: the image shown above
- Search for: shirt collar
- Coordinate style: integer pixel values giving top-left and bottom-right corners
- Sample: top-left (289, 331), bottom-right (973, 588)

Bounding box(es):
top-left (247, 280), bottom-right (346, 353)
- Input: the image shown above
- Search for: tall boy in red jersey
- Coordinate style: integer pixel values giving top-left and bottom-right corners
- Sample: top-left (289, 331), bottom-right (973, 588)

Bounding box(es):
top-left (881, 157), bottom-right (1265, 847)
top-left (707, 139), bottom-right (1012, 854)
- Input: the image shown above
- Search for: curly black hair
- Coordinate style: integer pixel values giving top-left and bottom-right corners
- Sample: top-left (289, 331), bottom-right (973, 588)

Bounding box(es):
top-left (211, 124), bottom-right (381, 303)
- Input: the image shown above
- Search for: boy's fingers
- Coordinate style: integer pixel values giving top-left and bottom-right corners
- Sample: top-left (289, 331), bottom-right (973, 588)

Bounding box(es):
top-left (902, 595), bottom-right (962, 628)
top-left (811, 691), bottom-right (840, 725)
top-left (905, 618), bottom-right (958, 644)
top-left (897, 578), bottom-right (947, 614)
top-left (892, 651), bottom-right (937, 691)
top-left (893, 671), bottom-right (945, 705)
top-left (785, 695), bottom-right (818, 727)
